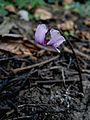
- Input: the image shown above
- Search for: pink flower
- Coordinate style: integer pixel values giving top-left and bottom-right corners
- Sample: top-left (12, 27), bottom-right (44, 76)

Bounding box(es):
top-left (35, 24), bottom-right (65, 52)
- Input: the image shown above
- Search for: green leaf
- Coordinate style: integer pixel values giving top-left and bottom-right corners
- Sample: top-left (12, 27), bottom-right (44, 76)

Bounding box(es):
top-left (64, 31), bottom-right (69, 37)
top-left (0, 8), bottom-right (8, 15)
top-left (64, 1), bottom-right (90, 17)
top-left (15, 0), bottom-right (30, 9)
top-left (30, 0), bottom-right (45, 8)
top-left (69, 31), bottom-right (74, 36)
top-left (15, 0), bottom-right (45, 9)
top-left (29, 13), bottom-right (34, 20)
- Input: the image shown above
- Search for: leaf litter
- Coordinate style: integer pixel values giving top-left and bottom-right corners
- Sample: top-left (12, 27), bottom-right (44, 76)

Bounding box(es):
top-left (0, 3), bottom-right (90, 120)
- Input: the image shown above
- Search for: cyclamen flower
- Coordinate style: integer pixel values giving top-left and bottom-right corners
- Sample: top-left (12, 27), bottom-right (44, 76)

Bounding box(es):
top-left (35, 24), bottom-right (65, 52)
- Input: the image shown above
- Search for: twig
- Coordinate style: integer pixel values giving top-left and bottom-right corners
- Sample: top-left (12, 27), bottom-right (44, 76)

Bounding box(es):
top-left (18, 104), bottom-right (51, 108)
top-left (34, 79), bottom-right (79, 85)
top-left (13, 55), bottom-right (59, 74)
top-left (81, 69), bottom-right (90, 74)
top-left (64, 47), bottom-right (90, 60)
top-left (61, 68), bottom-right (66, 87)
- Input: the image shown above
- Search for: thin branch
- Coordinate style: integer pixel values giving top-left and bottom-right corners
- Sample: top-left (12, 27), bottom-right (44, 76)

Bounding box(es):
top-left (13, 55), bottom-right (59, 74)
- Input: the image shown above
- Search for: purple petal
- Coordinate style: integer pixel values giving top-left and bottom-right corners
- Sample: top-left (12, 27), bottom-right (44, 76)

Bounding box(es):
top-left (47, 29), bottom-right (65, 48)
top-left (35, 24), bottom-right (48, 45)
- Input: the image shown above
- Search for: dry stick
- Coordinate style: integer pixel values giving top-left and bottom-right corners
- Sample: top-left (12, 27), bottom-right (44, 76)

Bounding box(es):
top-left (82, 69), bottom-right (90, 74)
top-left (60, 30), bottom-right (83, 93)
top-left (64, 47), bottom-right (90, 60)
top-left (13, 55), bottom-right (59, 73)
top-left (35, 79), bottom-right (79, 85)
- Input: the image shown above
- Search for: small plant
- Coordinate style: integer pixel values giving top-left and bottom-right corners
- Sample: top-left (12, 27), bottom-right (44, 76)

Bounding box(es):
top-left (0, 0), bottom-right (10, 15)
top-left (64, 1), bottom-right (90, 17)
top-left (15, 0), bottom-right (45, 9)
top-left (0, 0), bottom-right (45, 16)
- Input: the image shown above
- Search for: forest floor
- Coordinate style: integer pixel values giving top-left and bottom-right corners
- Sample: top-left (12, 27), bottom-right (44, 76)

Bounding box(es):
top-left (0, 2), bottom-right (90, 120)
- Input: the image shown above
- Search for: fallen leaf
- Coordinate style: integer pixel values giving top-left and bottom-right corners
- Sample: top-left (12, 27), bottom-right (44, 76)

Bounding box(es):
top-left (0, 40), bottom-right (37, 60)
top-left (5, 5), bottom-right (16, 13)
top-left (0, 17), bottom-right (33, 39)
top-left (34, 8), bottom-right (52, 20)
top-left (84, 18), bottom-right (90, 27)
top-left (76, 31), bottom-right (90, 40)
top-left (0, 18), bottom-right (16, 35)
top-left (57, 20), bottom-right (74, 31)
top-left (64, 0), bottom-right (73, 4)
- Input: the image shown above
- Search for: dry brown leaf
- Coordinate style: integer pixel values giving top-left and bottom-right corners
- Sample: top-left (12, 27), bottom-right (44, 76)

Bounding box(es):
top-left (0, 41), bottom-right (37, 60)
top-left (81, 47), bottom-right (90, 53)
top-left (63, 0), bottom-right (73, 4)
top-left (57, 20), bottom-right (74, 31)
top-left (84, 18), bottom-right (90, 27)
top-left (76, 31), bottom-right (90, 40)
top-left (5, 5), bottom-right (16, 13)
top-left (34, 8), bottom-right (52, 20)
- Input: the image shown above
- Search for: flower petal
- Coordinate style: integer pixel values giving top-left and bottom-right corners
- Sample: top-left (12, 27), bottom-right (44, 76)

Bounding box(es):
top-left (47, 29), bottom-right (65, 48)
top-left (35, 24), bottom-right (48, 45)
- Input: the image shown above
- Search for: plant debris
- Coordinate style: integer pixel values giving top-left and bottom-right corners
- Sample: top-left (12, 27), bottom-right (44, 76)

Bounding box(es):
top-left (0, 1), bottom-right (90, 120)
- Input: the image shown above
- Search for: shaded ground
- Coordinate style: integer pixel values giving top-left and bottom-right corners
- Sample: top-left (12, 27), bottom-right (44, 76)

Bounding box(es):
top-left (0, 3), bottom-right (90, 120)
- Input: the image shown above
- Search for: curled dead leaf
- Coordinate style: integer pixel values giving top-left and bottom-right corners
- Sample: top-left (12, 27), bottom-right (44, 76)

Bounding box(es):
top-left (34, 8), bottom-right (52, 20)
top-left (57, 20), bottom-right (74, 31)
top-left (5, 5), bottom-right (16, 13)
top-left (84, 18), bottom-right (90, 27)
top-left (76, 31), bottom-right (90, 40)
top-left (0, 41), bottom-right (37, 60)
